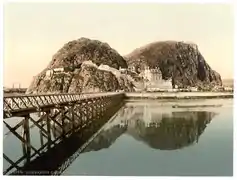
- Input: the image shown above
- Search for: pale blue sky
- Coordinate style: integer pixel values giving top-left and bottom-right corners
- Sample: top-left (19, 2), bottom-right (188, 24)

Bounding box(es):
top-left (4, 3), bottom-right (234, 87)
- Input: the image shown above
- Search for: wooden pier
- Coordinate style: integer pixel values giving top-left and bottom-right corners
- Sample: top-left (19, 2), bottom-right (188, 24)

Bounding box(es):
top-left (3, 92), bottom-right (125, 175)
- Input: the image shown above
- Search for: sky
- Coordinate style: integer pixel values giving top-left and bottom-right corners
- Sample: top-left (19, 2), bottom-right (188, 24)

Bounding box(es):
top-left (3, 2), bottom-right (234, 88)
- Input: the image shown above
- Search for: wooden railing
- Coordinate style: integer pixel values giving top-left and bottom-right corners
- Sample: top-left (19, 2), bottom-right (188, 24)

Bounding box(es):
top-left (3, 92), bottom-right (124, 118)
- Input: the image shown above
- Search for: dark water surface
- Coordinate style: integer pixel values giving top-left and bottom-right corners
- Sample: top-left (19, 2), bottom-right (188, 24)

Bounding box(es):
top-left (3, 99), bottom-right (233, 176)
top-left (63, 99), bottom-right (233, 176)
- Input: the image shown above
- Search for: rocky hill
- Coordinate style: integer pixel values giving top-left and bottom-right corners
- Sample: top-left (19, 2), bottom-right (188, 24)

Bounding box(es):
top-left (27, 38), bottom-right (223, 93)
top-left (125, 41), bottom-right (222, 89)
top-left (27, 61), bottom-right (134, 94)
top-left (48, 37), bottom-right (127, 69)
top-left (26, 38), bottom-right (133, 94)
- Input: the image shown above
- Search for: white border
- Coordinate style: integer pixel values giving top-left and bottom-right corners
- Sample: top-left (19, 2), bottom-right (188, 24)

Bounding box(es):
top-left (0, 0), bottom-right (235, 3)
top-left (0, 0), bottom-right (236, 180)
top-left (233, 0), bottom-right (237, 178)
top-left (0, 0), bottom-right (4, 177)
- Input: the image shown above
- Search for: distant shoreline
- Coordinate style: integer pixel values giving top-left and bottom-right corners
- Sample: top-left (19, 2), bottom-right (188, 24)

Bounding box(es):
top-left (125, 92), bottom-right (233, 100)
top-left (4, 91), bottom-right (234, 100)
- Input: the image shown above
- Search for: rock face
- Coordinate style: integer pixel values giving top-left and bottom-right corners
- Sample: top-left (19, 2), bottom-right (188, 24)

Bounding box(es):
top-left (27, 39), bottom-right (223, 93)
top-left (27, 61), bottom-right (134, 94)
top-left (26, 38), bottom-right (133, 94)
top-left (125, 41), bottom-right (222, 89)
top-left (48, 37), bottom-right (127, 69)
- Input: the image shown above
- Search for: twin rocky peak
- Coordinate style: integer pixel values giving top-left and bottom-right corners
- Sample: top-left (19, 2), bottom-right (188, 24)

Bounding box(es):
top-left (26, 38), bottom-right (222, 94)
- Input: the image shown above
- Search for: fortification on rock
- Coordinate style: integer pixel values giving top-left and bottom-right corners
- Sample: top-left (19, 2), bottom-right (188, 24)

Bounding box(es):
top-left (27, 38), bottom-right (223, 94)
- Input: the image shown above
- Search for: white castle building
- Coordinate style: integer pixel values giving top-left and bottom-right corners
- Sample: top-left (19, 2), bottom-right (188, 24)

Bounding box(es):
top-left (140, 66), bottom-right (173, 90)
top-left (142, 66), bottom-right (162, 82)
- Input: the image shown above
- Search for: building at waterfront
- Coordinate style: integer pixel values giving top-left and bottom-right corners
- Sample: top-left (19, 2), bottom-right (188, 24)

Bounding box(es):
top-left (139, 66), bottom-right (173, 90)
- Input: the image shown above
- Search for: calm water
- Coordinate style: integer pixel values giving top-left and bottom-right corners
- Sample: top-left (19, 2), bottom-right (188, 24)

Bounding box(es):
top-left (3, 99), bottom-right (233, 176)
top-left (63, 99), bottom-right (233, 176)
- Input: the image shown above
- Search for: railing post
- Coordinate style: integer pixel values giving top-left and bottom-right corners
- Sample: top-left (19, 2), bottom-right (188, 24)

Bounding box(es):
top-left (46, 110), bottom-right (52, 149)
top-left (39, 119), bottom-right (44, 147)
top-left (61, 106), bottom-right (66, 138)
top-left (70, 104), bottom-right (76, 132)
top-left (22, 114), bottom-right (31, 163)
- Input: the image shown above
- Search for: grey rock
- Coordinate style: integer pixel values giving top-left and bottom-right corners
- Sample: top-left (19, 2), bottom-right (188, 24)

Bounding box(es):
top-left (27, 63), bottom-right (134, 94)
top-left (48, 37), bottom-right (127, 70)
top-left (27, 38), bottom-right (134, 94)
top-left (125, 41), bottom-right (222, 90)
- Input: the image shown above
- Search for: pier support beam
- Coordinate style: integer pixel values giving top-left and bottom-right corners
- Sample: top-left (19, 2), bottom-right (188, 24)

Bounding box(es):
top-left (22, 115), bottom-right (31, 163)
top-left (46, 111), bottom-right (52, 149)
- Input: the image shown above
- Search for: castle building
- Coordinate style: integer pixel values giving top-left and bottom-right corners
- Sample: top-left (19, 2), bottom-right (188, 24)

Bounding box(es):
top-left (140, 66), bottom-right (173, 90)
top-left (143, 66), bottom-right (162, 82)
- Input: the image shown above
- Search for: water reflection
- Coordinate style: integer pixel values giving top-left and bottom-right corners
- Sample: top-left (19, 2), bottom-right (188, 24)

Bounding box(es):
top-left (82, 105), bottom-right (217, 152)
top-left (8, 102), bottom-right (124, 175)
top-left (49, 103), bottom-right (218, 175)
top-left (126, 111), bottom-right (214, 150)
top-left (4, 99), bottom-right (232, 176)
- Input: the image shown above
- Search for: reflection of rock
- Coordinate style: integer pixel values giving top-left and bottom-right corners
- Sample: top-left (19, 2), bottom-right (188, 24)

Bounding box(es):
top-left (78, 105), bottom-right (137, 153)
top-left (77, 104), bottom-right (217, 152)
top-left (127, 111), bottom-right (215, 150)
top-left (83, 125), bottom-right (127, 152)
